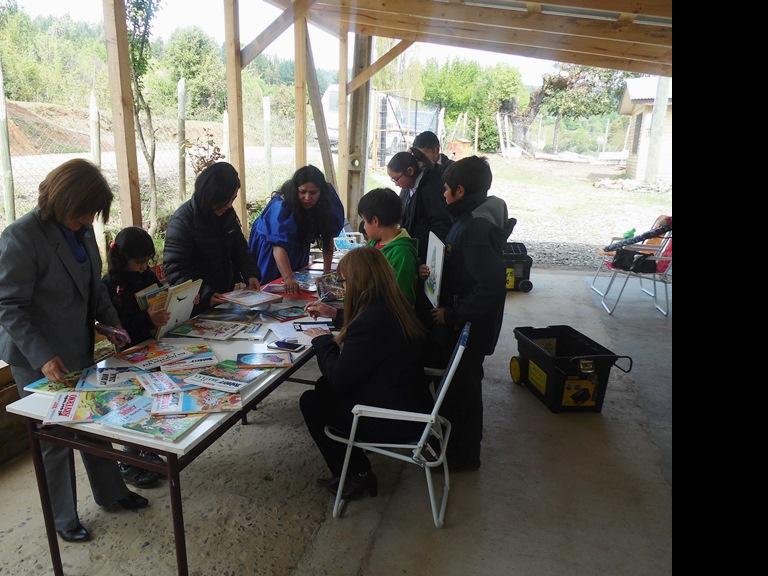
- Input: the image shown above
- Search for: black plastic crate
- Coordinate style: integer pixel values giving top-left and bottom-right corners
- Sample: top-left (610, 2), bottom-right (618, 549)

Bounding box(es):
top-left (504, 242), bottom-right (533, 292)
top-left (511, 325), bottom-right (632, 413)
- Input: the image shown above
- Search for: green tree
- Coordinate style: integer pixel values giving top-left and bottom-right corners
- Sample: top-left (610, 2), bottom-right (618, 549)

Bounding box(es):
top-left (126, 0), bottom-right (162, 234)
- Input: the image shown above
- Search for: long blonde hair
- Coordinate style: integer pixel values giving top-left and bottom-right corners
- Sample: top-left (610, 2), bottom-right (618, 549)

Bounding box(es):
top-left (336, 247), bottom-right (425, 344)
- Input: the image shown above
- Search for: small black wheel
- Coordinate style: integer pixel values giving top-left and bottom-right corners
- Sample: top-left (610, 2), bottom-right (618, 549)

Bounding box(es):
top-left (519, 279), bottom-right (533, 292)
top-left (509, 356), bottom-right (522, 385)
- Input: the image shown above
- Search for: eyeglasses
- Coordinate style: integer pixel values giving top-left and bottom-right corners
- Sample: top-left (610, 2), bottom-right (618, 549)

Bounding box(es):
top-left (390, 173), bottom-right (406, 185)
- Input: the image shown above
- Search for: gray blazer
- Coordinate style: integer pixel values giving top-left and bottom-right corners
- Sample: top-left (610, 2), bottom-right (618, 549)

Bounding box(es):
top-left (0, 209), bottom-right (120, 371)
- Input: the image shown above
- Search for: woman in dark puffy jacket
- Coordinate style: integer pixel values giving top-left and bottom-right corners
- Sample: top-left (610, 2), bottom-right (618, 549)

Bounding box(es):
top-left (163, 162), bottom-right (260, 314)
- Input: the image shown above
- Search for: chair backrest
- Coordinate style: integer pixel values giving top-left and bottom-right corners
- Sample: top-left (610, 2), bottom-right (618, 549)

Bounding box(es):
top-left (654, 233), bottom-right (672, 274)
top-left (431, 323), bottom-right (471, 418)
top-left (642, 215), bottom-right (672, 249)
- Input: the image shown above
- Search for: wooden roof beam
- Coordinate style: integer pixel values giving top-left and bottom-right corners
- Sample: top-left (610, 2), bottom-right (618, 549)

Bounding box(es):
top-left (540, 1), bottom-right (671, 19)
top-left (312, 15), bottom-right (670, 76)
top-left (322, 8), bottom-right (671, 65)
top-left (347, 38), bottom-right (413, 93)
top-left (241, 0), bottom-right (315, 68)
top-left (312, 0), bottom-right (671, 47)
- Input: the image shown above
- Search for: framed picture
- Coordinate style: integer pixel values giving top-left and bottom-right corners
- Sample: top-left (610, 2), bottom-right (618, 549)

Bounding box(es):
top-left (425, 232), bottom-right (445, 308)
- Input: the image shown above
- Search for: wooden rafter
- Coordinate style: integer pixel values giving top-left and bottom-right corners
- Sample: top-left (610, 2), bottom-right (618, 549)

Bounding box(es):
top-left (241, 0), bottom-right (315, 68)
top-left (347, 39), bottom-right (413, 94)
top-left (541, 1), bottom-right (672, 19)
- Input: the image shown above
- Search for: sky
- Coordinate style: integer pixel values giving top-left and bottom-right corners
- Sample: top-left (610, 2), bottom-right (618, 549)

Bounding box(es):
top-left (18, 0), bottom-right (556, 86)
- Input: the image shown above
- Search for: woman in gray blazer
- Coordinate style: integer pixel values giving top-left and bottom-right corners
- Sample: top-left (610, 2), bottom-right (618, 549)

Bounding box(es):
top-left (0, 159), bottom-right (150, 543)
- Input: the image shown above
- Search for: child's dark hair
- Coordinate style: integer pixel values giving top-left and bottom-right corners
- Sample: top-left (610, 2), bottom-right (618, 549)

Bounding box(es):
top-left (443, 156), bottom-right (493, 197)
top-left (108, 226), bottom-right (155, 277)
top-left (413, 131), bottom-right (440, 150)
top-left (357, 188), bottom-right (403, 227)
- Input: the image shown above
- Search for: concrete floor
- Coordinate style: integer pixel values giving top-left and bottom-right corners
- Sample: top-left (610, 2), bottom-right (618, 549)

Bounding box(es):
top-left (0, 268), bottom-right (671, 576)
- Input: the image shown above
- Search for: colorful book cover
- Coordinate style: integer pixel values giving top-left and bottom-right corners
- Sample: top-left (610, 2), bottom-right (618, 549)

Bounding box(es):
top-left (99, 395), bottom-right (206, 442)
top-left (75, 367), bottom-right (144, 392)
top-left (183, 360), bottom-right (264, 393)
top-left (151, 388), bottom-right (243, 415)
top-left (43, 390), bottom-right (139, 424)
top-left (23, 371), bottom-right (82, 395)
top-left (315, 271), bottom-right (345, 301)
top-left (262, 306), bottom-right (307, 322)
top-left (219, 288), bottom-right (283, 307)
top-left (134, 372), bottom-right (185, 395)
top-left (196, 307), bottom-right (261, 324)
top-left (117, 341), bottom-right (193, 370)
top-left (161, 370), bottom-right (203, 392)
top-left (236, 352), bottom-right (293, 369)
top-left (169, 318), bottom-right (249, 340)
top-left (160, 351), bottom-right (219, 372)
top-left (229, 323), bottom-right (265, 340)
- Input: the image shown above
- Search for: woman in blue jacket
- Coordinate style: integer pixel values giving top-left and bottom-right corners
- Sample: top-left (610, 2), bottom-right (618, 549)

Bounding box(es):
top-left (248, 165), bottom-right (344, 293)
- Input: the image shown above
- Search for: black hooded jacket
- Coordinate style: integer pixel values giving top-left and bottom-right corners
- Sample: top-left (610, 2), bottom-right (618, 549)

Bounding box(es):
top-left (400, 165), bottom-right (452, 263)
top-left (163, 163), bottom-right (259, 312)
top-left (439, 194), bottom-right (516, 356)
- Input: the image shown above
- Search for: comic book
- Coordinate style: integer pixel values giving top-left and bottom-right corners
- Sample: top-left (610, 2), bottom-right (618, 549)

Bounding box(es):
top-left (75, 367), bottom-right (144, 392)
top-left (23, 371), bottom-right (82, 395)
top-left (168, 318), bottom-right (248, 340)
top-left (182, 360), bottom-right (264, 393)
top-left (151, 388), bottom-right (243, 415)
top-left (236, 352), bottom-right (293, 369)
top-left (116, 341), bottom-right (194, 370)
top-left (99, 395), bottom-right (206, 442)
top-left (134, 372), bottom-right (185, 395)
top-left (315, 271), bottom-right (345, 301)
top-left (43, 390), bottom-right (140, 424)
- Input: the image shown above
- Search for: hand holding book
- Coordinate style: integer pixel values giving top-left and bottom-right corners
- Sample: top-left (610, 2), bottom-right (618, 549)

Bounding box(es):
top-left (95, 324), bottom-right (131, 347)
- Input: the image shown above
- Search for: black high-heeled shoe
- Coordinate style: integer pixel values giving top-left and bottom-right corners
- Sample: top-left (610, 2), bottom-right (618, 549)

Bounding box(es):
top-left (329, 471), bottom-right (378, 499)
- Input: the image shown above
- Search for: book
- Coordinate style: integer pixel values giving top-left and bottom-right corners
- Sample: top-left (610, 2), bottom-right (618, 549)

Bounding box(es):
top-left (169, 318), bottom-right (248, 340)
top-left (155, 278), bottom-right (204, 339)
top-left (219, 288), bottom-right (283, 307)
top-left (261, 306), bottom-right (307, 322)
top-left (43, 390), bottom-right (139, 424)
top-left (196, 306), bottom-right (262, 324)
top-left (23, 371), bottom-right (82, 395)
top-left (425, 231), bottom-right (445, 308)
top-left (236, 352), bottom-right (293, 369)
top-left (99, 395), bottom-right (206, 442)
top-left (315, 271), bottom-right (345, 301)
top-left (75, 367), bottom-right (144, 392)
top-left (117, 341), bottom-right (194, 370)
top-left (134, 372), bottom-right (185, 395)
top-left (159, 349), bottom-right (219, 372)
top-left (151, 388), bottom-right (243, 415)
top-left (182, 360), bottom-right (264, 393)
top-left (228, 323), bottom-right (265, 340)
top-left (134, 283), bottom-right (163, 311)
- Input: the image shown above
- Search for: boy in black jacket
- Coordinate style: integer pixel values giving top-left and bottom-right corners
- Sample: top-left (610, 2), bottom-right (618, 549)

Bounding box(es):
top-left (425, 156), bottom-right (515, 470)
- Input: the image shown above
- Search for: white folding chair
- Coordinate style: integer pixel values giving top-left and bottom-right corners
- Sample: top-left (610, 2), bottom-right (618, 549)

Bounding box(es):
top-left (324, 322), bottom-right (471, 528)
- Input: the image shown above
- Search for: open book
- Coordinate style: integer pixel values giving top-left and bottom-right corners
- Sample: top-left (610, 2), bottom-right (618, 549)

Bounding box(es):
top-left (154, 279), bottom-right (203, 339)
top-left (425, 232), bottom-right (446, 308)
top-left (99, 395), bottom-right (207, 442)
top-left (219, 288), bottom-right (283, 307)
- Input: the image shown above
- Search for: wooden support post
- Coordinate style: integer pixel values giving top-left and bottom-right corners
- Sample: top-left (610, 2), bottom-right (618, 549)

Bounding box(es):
top-left (474, 116), bottom-right (479, 155)
top-left (103, 0), bottom-right (141, 227)
top-left (0, 62), bottom-right (15, 225)
top-left (305, 25), bottom-right (336, 187)
top-left (645, 76), bottom-right (670, 184)
top-left (337, 27), bottom-right (349, 215)
top-left (89, 90), bottom-right (107, 259)
top-left (347, 39), bottom-right (412, 94)
top-left (263, 96), bottom-right (273, 195)
top-left (177, 77), bottom-right (186, 202)
top-left (294, 14), bottom-right (307, 169)
top-left (496, 113), bottom-right (507, 157)
top-left (347, 34), bottom-right (372, 231)
top-left (224, 0), bottom-right (248, 235)
top-left (241, 0), bottom-right (314, 68)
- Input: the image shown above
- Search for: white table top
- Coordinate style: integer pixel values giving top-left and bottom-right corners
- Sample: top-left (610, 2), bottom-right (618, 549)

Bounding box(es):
top-left (5, 319), bottom-right (324, 456)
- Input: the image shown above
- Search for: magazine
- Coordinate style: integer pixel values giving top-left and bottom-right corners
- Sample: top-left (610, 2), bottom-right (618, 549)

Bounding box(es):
top-left (159, 350), bottom-right (219, 372)
top-left (43, 390), bottom-right (140, 424)
top-left (236, 352), bottom-right (293, 369)
top-left (219, 288), bottom-right (283, 307)
top-left (315, 271), bottom-right (345, 301)
top-left (182, 360), bottom-right (264, 393)
top-left (155, 278), bottom-right (204, 339)
top-left (169, 318), bottom-right (248, 340)
top-left (117, 341), bottom-right (194, 370)
top-left (75, 367), bottom-right (144, 392)
top-left (99, 395), bottom-right (206, 442)
top-left (23, 371), bottom-right (82, 395)
top-left (425, 231), bottom-right (445, 308)
top-left (151, 388), bottom-right (243, 415)
top-left (134, 372), bottom-right (185, 395)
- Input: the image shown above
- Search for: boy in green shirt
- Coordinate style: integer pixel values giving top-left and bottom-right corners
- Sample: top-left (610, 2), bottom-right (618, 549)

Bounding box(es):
top-left (358, 188), bottom-right (418, 303)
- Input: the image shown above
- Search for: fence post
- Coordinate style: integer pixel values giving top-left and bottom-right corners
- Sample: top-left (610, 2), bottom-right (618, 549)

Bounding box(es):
top-left (496, 113), bottom-right (507, 157)
top-left (0, 62), bottom-right (15, 225)
top-left (602, 117), bottom-right (611, 153)
top-left (263, 96), bottom-right (272, 195)
top-left (89, 90), bottom-right (107, 259)
top-left (474, 116), bottom-right (479, 154)
top-left (177, 77), bottom-right (186, 203)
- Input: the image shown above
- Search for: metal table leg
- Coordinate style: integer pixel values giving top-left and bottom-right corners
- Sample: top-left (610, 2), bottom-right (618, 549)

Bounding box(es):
top-left (167, 454), bottom-right (189, 576)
